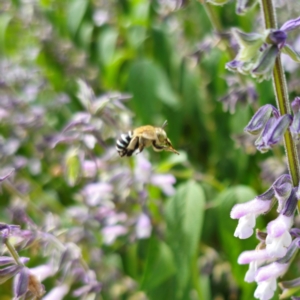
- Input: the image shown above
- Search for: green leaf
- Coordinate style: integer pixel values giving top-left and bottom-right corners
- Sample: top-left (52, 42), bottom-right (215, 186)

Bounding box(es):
top-left (128, 59), bottom-right (179, 122)
top-left (282, 44), bottom-right (300, 63)
top-left (140, 238), bottom-right (176, 291)
top-left (64, 148), bottom-right (81, 187)
top-left (67, 0), bottom-right (88, 37)
top-left (0, 13), bottom-right (12, 53)
top-left (96, 28), bottom-right (119, 66)
top-left (207, 0), bottom-right (230, 5)
top-left (165, 180), bottom-right (205, 298)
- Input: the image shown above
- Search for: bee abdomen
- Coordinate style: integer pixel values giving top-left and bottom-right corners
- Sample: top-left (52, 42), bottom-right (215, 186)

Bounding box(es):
top-left (116, 131), bottom-right (133, 157)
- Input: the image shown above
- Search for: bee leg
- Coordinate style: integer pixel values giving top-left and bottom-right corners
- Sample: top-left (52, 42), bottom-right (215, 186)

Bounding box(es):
top-left (126, 136), bottom-right (139, 156)
top-left (135, 137), bottom-right (145, 155)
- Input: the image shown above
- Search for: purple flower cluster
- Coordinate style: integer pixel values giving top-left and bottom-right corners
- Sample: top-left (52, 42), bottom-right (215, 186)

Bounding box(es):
top-left (231, 172), bottom-right (299, 299)
top-left (226, 17), bottom-right (300, 82)
top-left (243, 103), bottom-right (294, 153)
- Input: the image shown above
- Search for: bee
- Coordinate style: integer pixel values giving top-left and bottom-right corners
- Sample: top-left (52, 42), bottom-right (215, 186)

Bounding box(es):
top-left (116, 121), bottom-right (179, 157)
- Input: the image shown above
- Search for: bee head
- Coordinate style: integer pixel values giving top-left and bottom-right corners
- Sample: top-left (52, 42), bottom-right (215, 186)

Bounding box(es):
top-left (155, 128), bottom-right (167, 144)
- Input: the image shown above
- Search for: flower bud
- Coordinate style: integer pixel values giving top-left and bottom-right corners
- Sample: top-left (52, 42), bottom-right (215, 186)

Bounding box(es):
top-left (244, 104), bottom-right (276, 135)
top-left (272, 174), bottom-right (293, 212)
top-left (267, 30), bottom-right (287, 46)
top-left (14, 267), bottom-right (29, 298)
top-left (281, 188), bottom-right (298, 217)
top-left (252, 45), bottom-right (279, 82)
top-left (256, 114), bottom-right (292, 152)
top-left (233, 30), bottom-right (264, 59)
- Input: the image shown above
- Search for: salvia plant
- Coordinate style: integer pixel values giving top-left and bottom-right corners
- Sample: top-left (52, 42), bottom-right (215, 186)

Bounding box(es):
top-left (207, 0), bottom-right (300, 299)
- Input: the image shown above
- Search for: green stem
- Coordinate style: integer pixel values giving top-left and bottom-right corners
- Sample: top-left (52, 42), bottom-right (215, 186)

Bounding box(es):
top-left (202, 2), bottom-right (236, 60)
top-left (4, 239), bottom-right (24, 267)
top-left (260, 0), bottom-right (300, 191)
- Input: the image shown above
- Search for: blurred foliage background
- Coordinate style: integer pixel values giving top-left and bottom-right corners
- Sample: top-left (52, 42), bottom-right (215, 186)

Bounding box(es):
top-left (1, 0), bottom-right (300, 299)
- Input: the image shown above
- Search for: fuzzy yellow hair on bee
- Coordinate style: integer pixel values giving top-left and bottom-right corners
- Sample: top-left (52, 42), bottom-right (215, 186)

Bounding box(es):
top-left (116, 120), bottom-right (179, 157)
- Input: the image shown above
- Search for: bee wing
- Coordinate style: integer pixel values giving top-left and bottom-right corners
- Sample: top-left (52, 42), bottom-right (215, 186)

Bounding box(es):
top-left (135, 126), bottom-right (157, 140)
top-left (142, 130), bottom-right (157, 140)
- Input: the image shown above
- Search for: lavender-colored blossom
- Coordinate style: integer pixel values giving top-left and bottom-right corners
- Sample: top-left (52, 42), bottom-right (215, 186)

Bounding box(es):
top-left (82, 182), bottom-right (113, 206)
top-left (290, 111), bottom-right (300, 140)
top-left (14, 267), bottom-right (29, 298)
top-left (266, 214), bottom-right (293, 257)
top-left (227, 17), bottom-right (300, 81)
top-left (29, 264), bottom-right (55, 282)
top-left (0, 265), bottom-right (23, 284)
top-left (231, 197), bottom-right (273, 239)
top-left (254, 262), bottom-right (288, 300)
top-left (272, 174), bottom-right (292, 212)
top-left (73, 270), bottom-right (102, 297)
top-left (105, 212), bottom-right (127, 226)
top-left (0, 223), bottom-right (20, 238)
top-left (101, 225), bottom-right (128, 245)
top-left (238, 249), bottom-right (270, 282)
top-left (43, 284), bottom-right (69, 300)
top-left (291, 97), bottom-right (300, 114)
top-left (151, 174), bottom-right (176, 196)
top-left (0, 257), bottom-right (29, 267)
top-left (267, 30), bottom-right (287, 46)
top-left (244, 104), bottom-right (276, 135)
top-left (135, 213), bottom-right (152, 239)
top-left (134, 154), bottom-right (152, 184)
top-left (81, 160), bottom-right (99, 178)
top-left (280, 17), bottom-right (300, 33)
top-left (256, 114), bottom-right (292, 152)
top-left (0, 169), bottom-right (14, 182)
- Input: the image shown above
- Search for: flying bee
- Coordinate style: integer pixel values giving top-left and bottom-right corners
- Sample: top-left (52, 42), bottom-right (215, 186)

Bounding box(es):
top-left (116, 120), bottom-right (179, 157)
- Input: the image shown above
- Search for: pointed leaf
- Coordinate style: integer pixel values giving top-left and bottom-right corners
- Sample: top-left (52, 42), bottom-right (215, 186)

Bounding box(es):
top-left (282, 44), bottom-right (300, 63)
top-left (165, 180), bottom-right (205, 298)
top-left (140, 239), bottom-right (176, 291)
top-left (67, 0), bottom-right (88, 37)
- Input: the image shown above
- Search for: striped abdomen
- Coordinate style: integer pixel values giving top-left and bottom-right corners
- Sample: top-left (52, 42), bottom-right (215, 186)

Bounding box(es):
top-left (116, 131), bottom-right (134, 157)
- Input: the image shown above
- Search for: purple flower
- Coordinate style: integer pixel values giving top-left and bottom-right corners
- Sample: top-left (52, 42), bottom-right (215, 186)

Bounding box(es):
top-left (29, 265), bottom-right (55, 282)
top-left (255, 114), bottom-right (292, 153)
top-left (291, 97), bottom-right (300, 114)
top-left (135, 213), bottom-right (152, 239)
top-left (231, 197), bottom-right (273, 239)
top-left (244, 104), bottom-right (276, 135)
top-left (43, 284), bottom-right (69, 300)
top-left (101, 225), bottom-right (128, 245)
top-left (151, 174), bottom-right (176, 196)
top-left (227, 17), bottom-right (300, 81)
top-left (238, 249), bottom-right (270, 282)
top-left (134, 155), bottom-right (152, 184)
top-left (14, 267), bottom-right (29, 298)
top-left (266, 214), bottom-right (293, 257)
top-left (272, 174), bottom-right (293, 212)
top-left (254, 262), bottom-right (288, 300)
top-left (280, 17), bottom-right (300, 33)
top-left (82, 182), bottom-right (113, 206)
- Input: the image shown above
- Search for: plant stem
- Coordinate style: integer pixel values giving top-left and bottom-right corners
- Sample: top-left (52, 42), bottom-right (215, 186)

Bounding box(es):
top-left (260, 0), bottom-right (300, 192)
top-left (201, 1), bottom-right (236, 60)
top-left (5, 239), bottom-right (24, 267)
